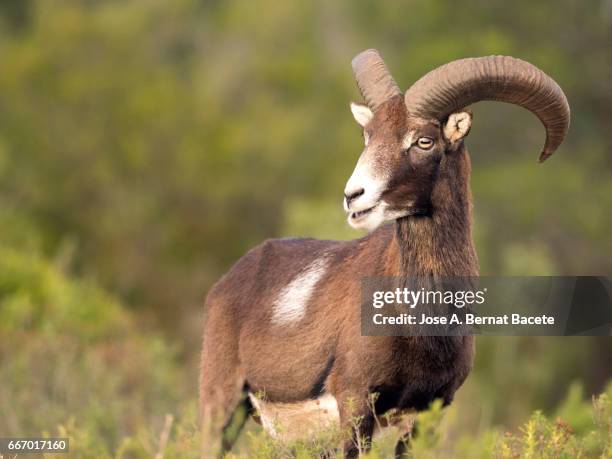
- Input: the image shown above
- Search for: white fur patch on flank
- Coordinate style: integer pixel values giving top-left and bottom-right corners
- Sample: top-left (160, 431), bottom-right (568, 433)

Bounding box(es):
top-left (271, 256), bottom-right (330, 325)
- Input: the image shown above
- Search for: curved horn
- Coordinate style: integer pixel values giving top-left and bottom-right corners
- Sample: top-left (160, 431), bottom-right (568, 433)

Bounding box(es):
top-left (352, 49), bottom-right (401, 111)
top-left (404, 56), bottom-right (570, 162)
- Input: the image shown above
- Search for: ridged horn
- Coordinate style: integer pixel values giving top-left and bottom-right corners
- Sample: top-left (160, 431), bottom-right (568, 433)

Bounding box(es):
top-left (403, 56), bottom-right (570, 162)
top-left (352, 49), bottom-right (401, 111)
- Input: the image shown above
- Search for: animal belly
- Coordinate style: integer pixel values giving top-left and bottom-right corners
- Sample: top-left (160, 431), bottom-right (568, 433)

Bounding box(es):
top-left (248, 393), bottom-right (340, 443)
top-left (248, 393), bottom-right (417, 444)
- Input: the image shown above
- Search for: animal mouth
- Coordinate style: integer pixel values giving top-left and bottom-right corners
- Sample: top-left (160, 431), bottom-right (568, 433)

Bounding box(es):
top-left (350, 206), bottom-right (375, 220)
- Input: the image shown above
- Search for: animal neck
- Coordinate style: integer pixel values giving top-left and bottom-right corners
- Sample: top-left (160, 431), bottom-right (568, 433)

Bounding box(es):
top-left (392, 145), bottom-right (479, 277)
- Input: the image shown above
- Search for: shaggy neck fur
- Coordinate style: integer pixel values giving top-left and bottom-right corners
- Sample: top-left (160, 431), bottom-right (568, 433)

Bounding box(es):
top-left (387, 144), bottom-right (479, 344)
top-left (394, 143), bottom-right (478, 278)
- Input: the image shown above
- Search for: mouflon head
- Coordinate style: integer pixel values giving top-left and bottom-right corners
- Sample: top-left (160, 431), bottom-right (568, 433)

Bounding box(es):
top-left (344, 49), bottom-right (570, 231)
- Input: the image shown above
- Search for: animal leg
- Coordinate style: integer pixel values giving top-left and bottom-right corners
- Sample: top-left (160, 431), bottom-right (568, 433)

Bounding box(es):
top-left (394, 418), bottom-right (417, 458)
top-left (221, 393), bottom-right (252, 453)
top-left (199, 298), bottom-right (245, 458)
top-left (337, 393), bottom-right (375, 458)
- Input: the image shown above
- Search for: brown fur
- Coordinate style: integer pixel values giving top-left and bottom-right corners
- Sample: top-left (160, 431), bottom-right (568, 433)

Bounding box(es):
top-left (200, 97), bottom-right (477, 458)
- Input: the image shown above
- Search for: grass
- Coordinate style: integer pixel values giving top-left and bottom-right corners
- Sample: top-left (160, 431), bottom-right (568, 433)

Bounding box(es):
top-left (222, 389), bottom-right (611, 458)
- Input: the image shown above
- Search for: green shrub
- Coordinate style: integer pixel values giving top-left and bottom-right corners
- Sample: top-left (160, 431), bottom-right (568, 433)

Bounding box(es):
top-left (493, 385), bottom-right (611, 458)
top-left (0, 247), bottom-right (188, 455)
top-left (0, 246), bottom-right (129, 340)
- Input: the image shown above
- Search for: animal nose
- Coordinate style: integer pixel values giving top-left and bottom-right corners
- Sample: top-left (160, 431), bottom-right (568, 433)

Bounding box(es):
top-left (344, 188), bottom-right (365, 207)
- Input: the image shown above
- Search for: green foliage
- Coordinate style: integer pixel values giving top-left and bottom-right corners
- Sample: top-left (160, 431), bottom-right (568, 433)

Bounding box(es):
top-left (0, 246), bottom-right (128, 340)
top-left (0, 247), bottom-right (185, 454)
top-left (493, 385), bottom-right (611, 458)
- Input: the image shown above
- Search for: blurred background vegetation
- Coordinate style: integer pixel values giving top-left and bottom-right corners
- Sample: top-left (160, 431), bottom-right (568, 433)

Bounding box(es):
top-left (0, 0), bottom-right (610, 457)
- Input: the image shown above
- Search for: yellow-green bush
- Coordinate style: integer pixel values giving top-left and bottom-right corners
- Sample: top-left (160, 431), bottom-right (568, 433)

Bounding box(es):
top-left (0, 246), bottom-right (128, 340)
top-left (0, 247), bottom-right (188, 455)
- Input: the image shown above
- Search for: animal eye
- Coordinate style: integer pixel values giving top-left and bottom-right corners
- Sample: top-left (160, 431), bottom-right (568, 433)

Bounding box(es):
top-left (417, 137), bottom-right (434, 149)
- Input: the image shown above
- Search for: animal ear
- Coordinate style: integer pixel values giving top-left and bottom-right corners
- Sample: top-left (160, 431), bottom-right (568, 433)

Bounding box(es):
top-left (443, 111), bottom-right (472, 145)
top-left (350, 102), bottom-right (373, 128)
